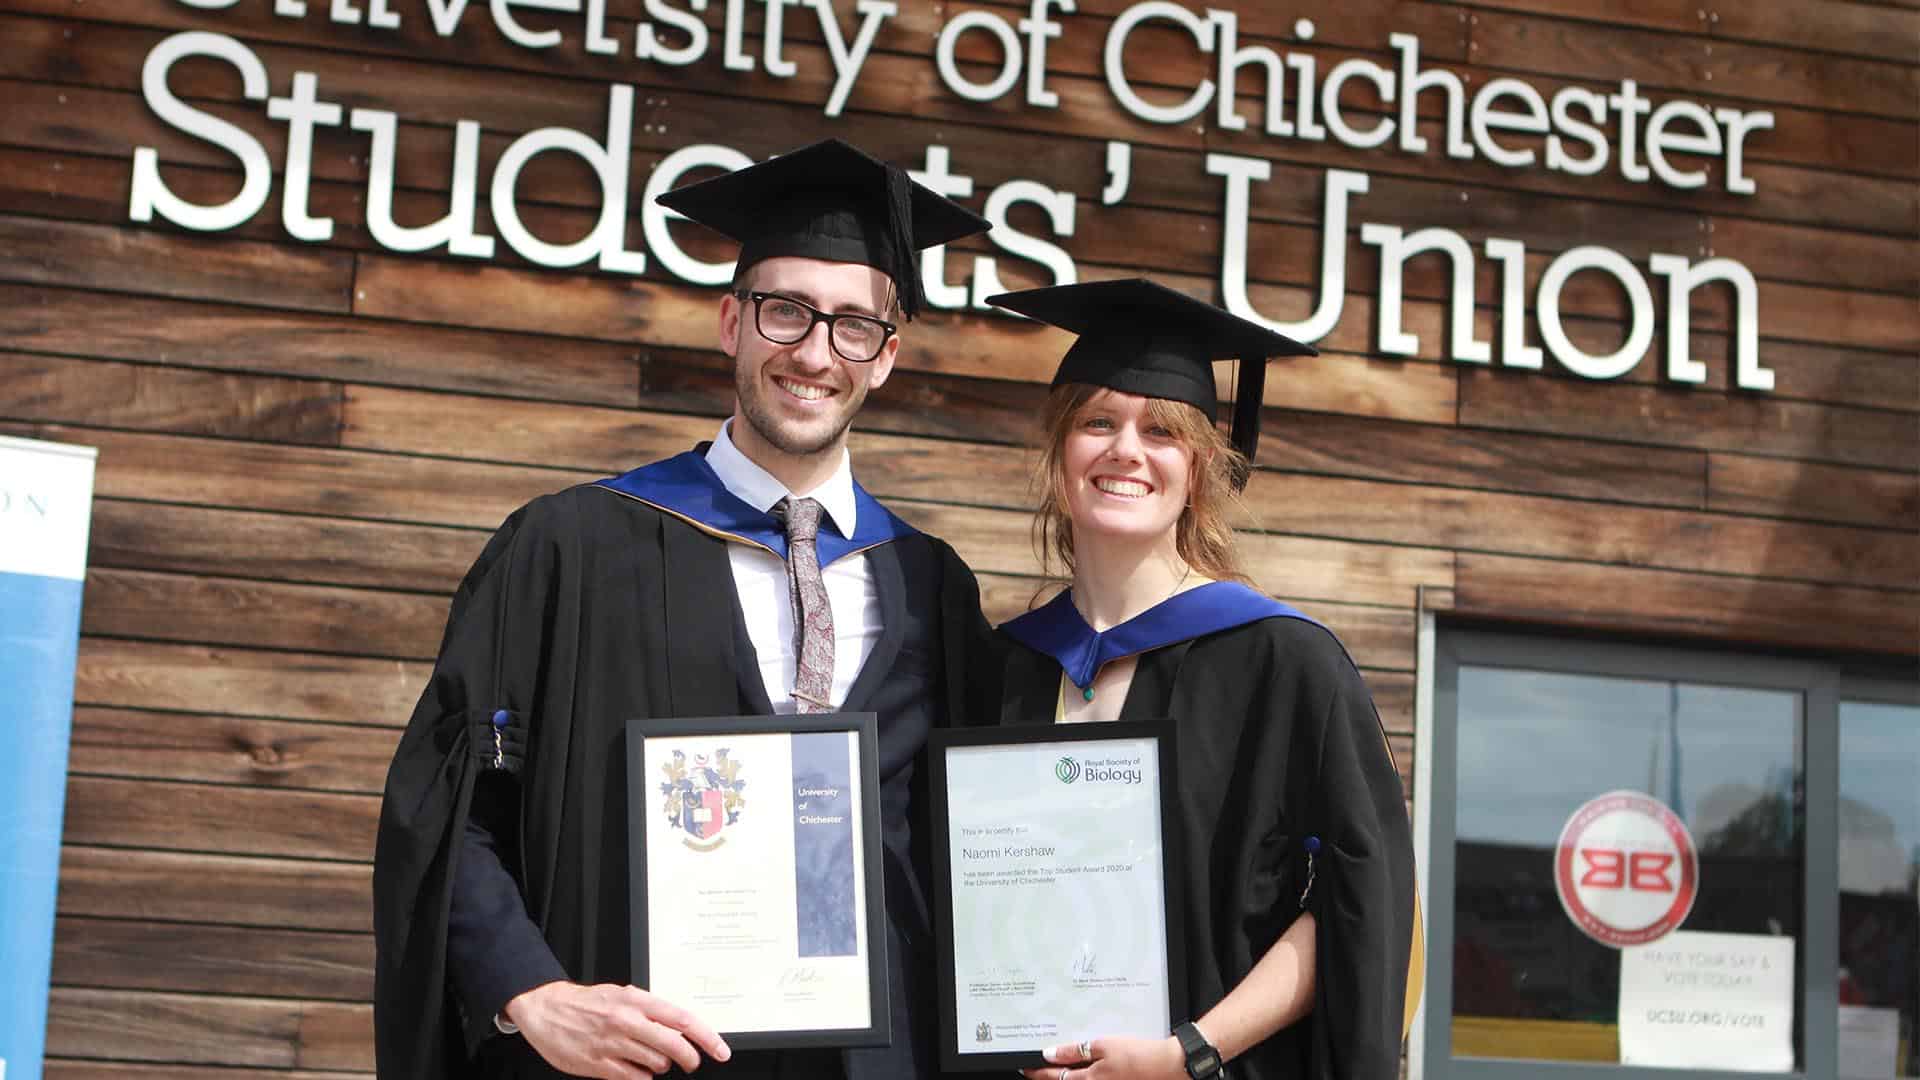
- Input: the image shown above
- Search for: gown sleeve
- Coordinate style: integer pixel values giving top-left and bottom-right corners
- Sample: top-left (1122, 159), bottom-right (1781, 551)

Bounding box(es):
top-left (1302, 657), bottom-right (1418, 1080)
top-left (444, 772), bottom-right (570, 1053)
top-left (371, 502), bottom-right (552, 1079)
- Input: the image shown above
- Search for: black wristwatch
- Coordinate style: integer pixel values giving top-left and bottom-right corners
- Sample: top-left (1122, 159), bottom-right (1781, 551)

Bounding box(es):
top-left (1174, 1021), bottom-right (1223, 1079)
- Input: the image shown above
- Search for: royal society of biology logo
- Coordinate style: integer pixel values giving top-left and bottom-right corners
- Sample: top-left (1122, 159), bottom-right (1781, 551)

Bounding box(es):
top-left (1053, 754), bottom-right (1141, 785)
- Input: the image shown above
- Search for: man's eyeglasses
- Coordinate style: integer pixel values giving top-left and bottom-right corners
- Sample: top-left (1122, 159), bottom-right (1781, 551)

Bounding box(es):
top-left (734, 291), bottom-right (897, 363)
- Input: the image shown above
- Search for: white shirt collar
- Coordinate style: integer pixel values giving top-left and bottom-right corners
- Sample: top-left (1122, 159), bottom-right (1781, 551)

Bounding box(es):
top-left (705, 420), bottom-right (859, 539)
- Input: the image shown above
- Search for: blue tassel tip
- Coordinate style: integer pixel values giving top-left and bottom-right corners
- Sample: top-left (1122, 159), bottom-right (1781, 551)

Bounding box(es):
top-left (1303, 835), bottom-right (1321, 854)
top-left (491, 709), bottom-right (511, 729)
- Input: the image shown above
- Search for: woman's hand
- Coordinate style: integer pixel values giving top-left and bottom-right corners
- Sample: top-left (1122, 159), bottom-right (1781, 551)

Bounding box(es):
top-left (1019, 1035), bottom-right (1187, 1079)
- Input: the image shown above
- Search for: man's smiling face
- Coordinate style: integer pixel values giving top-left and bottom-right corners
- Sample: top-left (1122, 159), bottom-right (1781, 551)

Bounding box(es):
top-left (721, 255), bottom-right (899, 465)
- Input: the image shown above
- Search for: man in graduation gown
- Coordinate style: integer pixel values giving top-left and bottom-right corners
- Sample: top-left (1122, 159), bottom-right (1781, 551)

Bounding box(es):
top-left (372, 139), bottom-right (996, 1080)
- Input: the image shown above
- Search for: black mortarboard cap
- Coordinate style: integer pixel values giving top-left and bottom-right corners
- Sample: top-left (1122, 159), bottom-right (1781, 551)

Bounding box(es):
top-left (987, 278), bottom-right (1317, 489)
top-left (654, 138), bottom-right (989, 321)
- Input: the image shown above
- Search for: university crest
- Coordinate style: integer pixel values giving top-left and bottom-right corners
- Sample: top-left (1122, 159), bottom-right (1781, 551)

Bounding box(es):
top-left (659, 748), bottom-right (746, 851)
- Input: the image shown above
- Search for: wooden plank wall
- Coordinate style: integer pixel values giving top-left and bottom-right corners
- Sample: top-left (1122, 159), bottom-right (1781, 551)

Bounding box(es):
top-left (0, 0), bottom-right (1913, 1073)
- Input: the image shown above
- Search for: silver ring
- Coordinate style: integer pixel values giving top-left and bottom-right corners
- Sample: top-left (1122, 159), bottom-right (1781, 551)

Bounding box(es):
top-left (1079, 1041), bottom-right (1093, 1059)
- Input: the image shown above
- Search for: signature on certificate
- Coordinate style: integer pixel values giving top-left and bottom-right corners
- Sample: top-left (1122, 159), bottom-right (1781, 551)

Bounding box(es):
top-left (1071, 945), bottom-right (1099, 977)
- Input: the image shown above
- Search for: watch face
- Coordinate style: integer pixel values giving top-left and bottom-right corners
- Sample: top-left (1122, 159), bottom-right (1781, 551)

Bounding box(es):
top-left (1188, 1047), bottom-right (1221, 1078)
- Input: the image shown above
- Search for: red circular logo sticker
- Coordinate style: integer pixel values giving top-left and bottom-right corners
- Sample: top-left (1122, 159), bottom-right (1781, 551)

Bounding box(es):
top-left (1554, 790), bottom-right (1699, 948)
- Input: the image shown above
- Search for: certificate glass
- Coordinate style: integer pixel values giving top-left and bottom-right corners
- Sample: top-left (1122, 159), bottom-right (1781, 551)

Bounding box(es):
top-left (930, 723), bottom-right (1186, 1072)
top-left (626, 712), bottom-right (889, 1050)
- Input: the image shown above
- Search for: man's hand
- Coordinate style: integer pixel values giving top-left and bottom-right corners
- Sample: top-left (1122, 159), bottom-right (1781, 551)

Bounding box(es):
top-left (1019, 1035), bottom-right (1187, 1080)
top-left (504, 980), bottom-right (732, 1079)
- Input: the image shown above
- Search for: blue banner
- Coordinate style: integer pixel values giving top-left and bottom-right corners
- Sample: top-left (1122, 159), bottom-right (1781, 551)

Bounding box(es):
top-left (0, 436), bottom-right (96, 1080)
top-left (791, 731), bottom-right (857, 958)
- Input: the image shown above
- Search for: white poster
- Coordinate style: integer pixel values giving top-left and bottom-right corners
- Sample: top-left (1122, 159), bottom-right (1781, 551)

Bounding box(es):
top-left (1618, 930), bottom-right (1795, 1072)
top-left (0, 435), bottom-right (98, 1080)
top-left (1838, 1005), bottom-right (1901, 1079)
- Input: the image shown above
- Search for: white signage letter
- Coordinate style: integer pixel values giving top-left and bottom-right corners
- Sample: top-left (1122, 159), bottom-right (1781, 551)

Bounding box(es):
top-left (1104, 2), bottom-right (1214, 125)
top-left (935, 9), bottom-right (1022, 104)
top-left (723, 0), bottom-right (753, 71)
top-left (267, 71), bottom-right (344, 243)
top-left (1645, 100), bottom-right (1722, 190)
top-left (762, 0), bottom-right (801, 77)
top-left (971, 180), bottom-right (1077, 307)
top-left (1485, 238), bottom-right (1543, 369)
top-left (584, 0), bottom-right (617, 55)
top-left (909, 145), bottom-right (977, 310)
top-left (1470, 77), bottom-right (1550, 168)
top-left (1714, 107), bottom-right (1772, 196)
top-left (1649, 254), bottom-right (1770, 390)
top-left (813, 0), bottom-right (895, 117)
top-left (1390, 33), bottom-right (1470, 158)
top-left (1209, 9), bottom-right (1290, 135)
top-left (636, 0), bottom-right (710, 65)
top-left (490, 0), bottom-right (579, 49)
top-left (1209, 156), bottom-right (1364, 343)
top-left (1287, 52), bottom-right (1326, 141)
top-left (1361, 224), bottom-right (1489, 362)
top-left (1320, 57), bottom-right (1396, 149)
top-left (1020, 0), bottom-right (1071, 108)
top-left (352, 109), bottom-right (495, 257)
top-left (490, 83), bottom-right (646, 274)
top-left (1546, 87), bottom-right (1610, 176)
top-left (129, 32), bottom-right (273, 233)
top-left (424, 0), bottom-right (474, 36)
top-left (1537, 246), bottom-right (1655, 380)
top-left (642, 143), bottom-right (755, 285)
top-left (1608, 79), bottom-right (1653, 183)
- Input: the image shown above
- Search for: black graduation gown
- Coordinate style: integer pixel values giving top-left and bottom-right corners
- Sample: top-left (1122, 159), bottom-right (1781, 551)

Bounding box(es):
top-left (992, 587), bottom-right (1416, 1080)
top-left (372, 457), bottom-right (995, 1080)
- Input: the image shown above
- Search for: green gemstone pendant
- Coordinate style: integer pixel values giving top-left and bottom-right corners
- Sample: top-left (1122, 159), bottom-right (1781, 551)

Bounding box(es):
top-left (1082, 686), bottom-right (1095, 702)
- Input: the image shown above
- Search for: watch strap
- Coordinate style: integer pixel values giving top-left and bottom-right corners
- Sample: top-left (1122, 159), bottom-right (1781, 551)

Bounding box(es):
top-left (1174, 1021), bottom-right (1223, 1079)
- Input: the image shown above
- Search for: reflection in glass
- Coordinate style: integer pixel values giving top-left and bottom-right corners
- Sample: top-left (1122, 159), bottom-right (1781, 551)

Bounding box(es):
top-left (1451, 666), bottom-right (1803, 1069)
top-left (1839, 701), bottom-right (1918, 1079)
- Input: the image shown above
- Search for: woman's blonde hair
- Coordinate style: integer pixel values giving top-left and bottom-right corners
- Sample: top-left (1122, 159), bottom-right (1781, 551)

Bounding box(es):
top-left (1032, 383), bottom-right (1252, 585)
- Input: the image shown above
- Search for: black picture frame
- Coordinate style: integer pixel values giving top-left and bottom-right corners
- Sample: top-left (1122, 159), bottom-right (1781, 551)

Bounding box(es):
top-left (928, 721), bottom-right (1189, 1073)
top-left (625, 711), bottom-right (891, 1051)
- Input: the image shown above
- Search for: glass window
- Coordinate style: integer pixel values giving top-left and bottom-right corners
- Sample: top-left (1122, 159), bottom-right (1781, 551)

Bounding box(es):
top-left (1450, 666), bottom-right (1804, 1069)
top-left (1838, 699), bottom-right (1919, 1079)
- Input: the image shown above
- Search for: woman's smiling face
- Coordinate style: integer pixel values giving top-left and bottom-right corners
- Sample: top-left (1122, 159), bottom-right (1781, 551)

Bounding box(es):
top-left (1061, 388), bottom-right (1195, 546)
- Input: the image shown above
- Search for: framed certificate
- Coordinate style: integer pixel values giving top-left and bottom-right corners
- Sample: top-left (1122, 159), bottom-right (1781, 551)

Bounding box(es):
top-left (626, 712), bottom-right (890, 1050)
top-left (929, 723), bottom-right (1187, 1072)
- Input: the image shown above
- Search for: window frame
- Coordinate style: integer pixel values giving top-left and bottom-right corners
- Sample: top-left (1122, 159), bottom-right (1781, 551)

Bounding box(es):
top-left (1419, 625), bottom-right (1845, 1080)
top-left (1834, 673), bottom-right (1920, 1079)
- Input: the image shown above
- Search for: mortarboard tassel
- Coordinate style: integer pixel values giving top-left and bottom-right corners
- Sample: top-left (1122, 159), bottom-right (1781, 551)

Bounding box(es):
top-left (1229, 353), bottom-right (1264, 491)
top-left (884, 164), bottom-right (922, 321)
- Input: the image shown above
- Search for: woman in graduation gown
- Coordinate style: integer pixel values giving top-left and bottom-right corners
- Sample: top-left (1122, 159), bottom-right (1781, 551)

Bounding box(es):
top-left (983, 279), bottom-right (1420, 1080)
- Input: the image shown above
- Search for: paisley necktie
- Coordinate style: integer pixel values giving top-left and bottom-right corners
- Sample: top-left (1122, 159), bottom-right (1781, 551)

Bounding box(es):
top-left (772, 496), bottom-right (833, 712)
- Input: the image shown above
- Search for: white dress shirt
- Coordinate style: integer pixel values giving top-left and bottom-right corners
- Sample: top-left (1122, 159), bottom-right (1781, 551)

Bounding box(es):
top-left (705, 422), bottom-right (882, 713)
